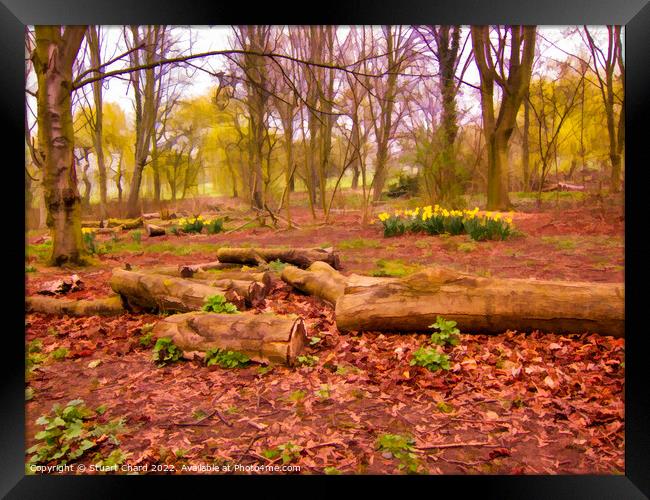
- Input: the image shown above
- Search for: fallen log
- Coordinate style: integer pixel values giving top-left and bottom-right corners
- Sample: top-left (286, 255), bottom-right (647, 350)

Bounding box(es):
top-left (152, 311), bottom-right (307, 366)
top-left (142, 212), bottom-right (161, 220)
top-left (335, 267), bottom-right (624, 337)
top-left (139, 267), bottom-right (269, 305)
top-left (26, 295), bottom-right (124, 316)
top-left (217, 247), bottom-right (341, 269)
top-left (108, 217), bottom-right (143, 229)
top-left (145, 223), bottom-right (166, 237)
top-left (109, 269), bottom-right (246, 313)
top-left (178, 261), bottom-right (242, 277)
top-left (281, 262), bottom-right (395, 305)
top-left (189, 277), bottom-right (267, 306)
top-left (281, 262), bottom-right (347, 305)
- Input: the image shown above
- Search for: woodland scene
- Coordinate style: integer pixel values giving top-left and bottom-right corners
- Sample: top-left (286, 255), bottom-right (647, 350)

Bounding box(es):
top-left (24, 25), bottom-right (624, 475)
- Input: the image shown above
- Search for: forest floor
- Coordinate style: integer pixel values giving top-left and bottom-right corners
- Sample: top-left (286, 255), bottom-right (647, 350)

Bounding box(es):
top-left (24, 202), bottom-right (625, 475)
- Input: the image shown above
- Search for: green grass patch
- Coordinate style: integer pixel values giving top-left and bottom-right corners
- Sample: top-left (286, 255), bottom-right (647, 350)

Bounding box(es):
top-left (541, 236), bottom-right (577, 251)
top-left (371, 259), bottom-right (421, 278)
top-left (337, 238), bottom-right (383, 250)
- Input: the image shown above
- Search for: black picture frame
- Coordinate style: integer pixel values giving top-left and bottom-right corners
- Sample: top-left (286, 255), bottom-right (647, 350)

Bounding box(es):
top-left (3, 1), bottom-right (648, 497)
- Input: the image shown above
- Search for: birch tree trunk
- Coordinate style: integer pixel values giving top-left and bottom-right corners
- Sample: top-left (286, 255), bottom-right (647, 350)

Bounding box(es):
top-left (33, 26), bottom-right (87, 265)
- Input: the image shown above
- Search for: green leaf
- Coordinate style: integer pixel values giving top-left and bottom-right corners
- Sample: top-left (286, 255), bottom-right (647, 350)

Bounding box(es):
top-left (87, 359), bottom-right (102, 369)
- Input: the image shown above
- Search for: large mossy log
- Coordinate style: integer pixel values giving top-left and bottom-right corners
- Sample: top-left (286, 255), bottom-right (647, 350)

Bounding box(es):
top-left (26, 295), bottom-right (124, 316)
top-left (217, 247), bottom-right (341, 269)
top-left (109, 269), bottom-right (246, 312)
top-left (335, 267), bottom-right (624, 337)
top-left (152, 311), bottom-right (306, 365)
top-left (281, 262), bottom-right (396, 305)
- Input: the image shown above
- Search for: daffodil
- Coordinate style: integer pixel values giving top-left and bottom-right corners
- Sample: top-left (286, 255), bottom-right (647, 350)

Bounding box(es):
top-left (378, 212), bottom-right (390, 222)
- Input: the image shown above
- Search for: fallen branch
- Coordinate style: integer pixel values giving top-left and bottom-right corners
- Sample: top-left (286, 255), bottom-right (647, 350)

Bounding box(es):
top-left (26, 295), bottom-right (125, 316)
top-left (416, 441), bottom-right (495, 451)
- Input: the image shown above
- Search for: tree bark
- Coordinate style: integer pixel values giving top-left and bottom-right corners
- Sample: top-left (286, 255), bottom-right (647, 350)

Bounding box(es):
top-left (471, 26), bottom-right (536, 210)
top-left (281, 261), bottom-right (397, 305)
top-left (145, 223), bottom-right (166, 237)
top-left (33, 26), bottom-right (87, 266)
top-left (109, 269), bottom-right (247, 313)
top-left (335, 267), bottom-right (624, 337)
top-left (26, 295), bottom-right (124, 316)
top-left (216, 247), bottom-right (341, 269)
top-left (88, 26), bottom-right (108, 219)
top-left (152, 311), bottom-right (307, 366)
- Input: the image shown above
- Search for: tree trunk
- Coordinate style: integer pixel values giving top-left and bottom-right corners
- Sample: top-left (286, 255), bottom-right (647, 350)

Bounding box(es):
top-left (88, 26), bottom-right (108, 219)
top-left (335, 267), bottom-right (624, 337)
top-left (152, 311), bottom-right (307, 366)
top-left (522, 95), bottom-right (531, 190)
top-left (109, 269), bottom-right (247, 313)
top-left (216, 247), bottom-right (341, 269)
top-left (33, 26), bottom-right (87, 266)
top-left (26, 295), bottom-right (124, 316)
top-left (281, 261), bottom-right (397, 305)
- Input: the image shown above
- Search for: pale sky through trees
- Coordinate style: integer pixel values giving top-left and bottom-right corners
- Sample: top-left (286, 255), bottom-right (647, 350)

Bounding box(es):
top-left (25, 26), bottom-right (615, 131)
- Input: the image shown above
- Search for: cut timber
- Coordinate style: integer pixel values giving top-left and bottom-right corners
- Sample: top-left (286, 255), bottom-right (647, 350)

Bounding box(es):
top-left (142, 212), bottom-right (161, 220)
top-left (145, 223), bottom-right (166, 237)
top-left (189, 278), bottom-right (267, 306)
top-left (192, 270), bottom-right (272, 290)
top-left (178, 261), bottom-right (241, 277)
top-left (335, 267), bottom-right (624, 337)
top-left (108, 217), bottom-right (143, 229)
top-left (281, 262), bottom-right (396, 305)
top-left (109, 269), bottom-right (246, 313)
top-left (152, 311), bottom-right (306, 366)
top-left (26, 295), bottom-right (124, 316)
top-left (217, 247), bottom-right (341, 269)
top-left (281, 262), bottom-right (347, 305)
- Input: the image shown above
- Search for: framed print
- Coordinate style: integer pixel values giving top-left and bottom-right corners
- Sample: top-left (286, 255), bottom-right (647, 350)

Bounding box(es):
top-left (2, 0), bottom-right (649, 497)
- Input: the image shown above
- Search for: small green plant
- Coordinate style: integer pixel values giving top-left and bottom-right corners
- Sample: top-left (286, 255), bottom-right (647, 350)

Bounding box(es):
top-left (202, 294), bottom-right (238, 314)
top-left (288, 390), bottom-right (307, 403)
top-left (267, 259), bottom-right (287, 272)
top-left (324, 466), bottom-right (342, 475)
top-left (83, 231), bottom-right (97, 255)
top-left (410, 347), bottom-right (451, 372)
top-left (436, 401), bottom-right (454, 413)
top-left (51, 347), bottom-right (69, 361)
top-left (314, 384), bottom-right (331, 400)
top-left (26, 399), bottom-right (125, 466)
top-left (138, 323), bottom-right (155, 347)
top-left (25, 265), bottom-right (37, 273)
top-left (206, 218), bottom-right (225, 234)
top-left (204, 348), bottom-right (250, 368)
top-left (257, 365), bottom-right (274, 376)
top-left (261, 442), bottom-right (303, 464)
top-left (169, 226), bottom-right (180, 236)
top-left (131, 230), bottom-right (142, 244)
top-left (309, 336), bottom-right (322, 346)
top-left (376, 434), bottom-right (422, 474)
top-left (152, 338), bottom-right (183, 367)
top-left (428, 316), bottom-right (461, 346)
top-left (296, 354), bottom-right (319, 367)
